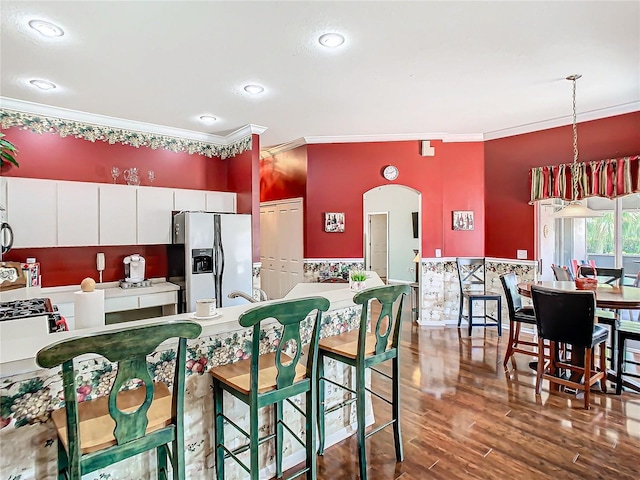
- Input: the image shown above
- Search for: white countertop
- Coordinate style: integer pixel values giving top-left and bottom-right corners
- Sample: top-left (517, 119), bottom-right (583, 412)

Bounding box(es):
top-left (0, 273), bottom-right (384, 377)
top-left (0, 278), bottom-right (179, 305)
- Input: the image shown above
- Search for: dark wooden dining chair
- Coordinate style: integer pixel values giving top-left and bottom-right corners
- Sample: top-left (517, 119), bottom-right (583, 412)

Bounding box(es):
top-left (35, 320), bottom-right (202, 480)
top-left (530, 285), bottom-right (607, 409)
top-left (551, 264), bottom-right (573, 281)
top-left (500, 273), bottom-right (537, 368)
top-left (456, 258), bottom-right (502, 336)
top-left (578, 266), bottom-right (625, 374)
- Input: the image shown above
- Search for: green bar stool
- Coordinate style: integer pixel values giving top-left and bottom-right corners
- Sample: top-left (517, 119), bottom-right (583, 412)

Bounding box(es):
top-left (35, 320), bottom-right (202, 480)
top-left (209, 296), bottom-right (330, 480)
top-left (317, 284), bottom-right (409, 480)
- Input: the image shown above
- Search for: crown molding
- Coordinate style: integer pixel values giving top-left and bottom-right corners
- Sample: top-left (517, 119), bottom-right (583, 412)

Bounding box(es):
top-left (260, 138), bottom-right (307, 159)
top-left (483, 101), bottom-right (640, 141)
top-left (0, 97), bottom-right (263, 146)
top-left (259, 132), bottom-right (485, 158)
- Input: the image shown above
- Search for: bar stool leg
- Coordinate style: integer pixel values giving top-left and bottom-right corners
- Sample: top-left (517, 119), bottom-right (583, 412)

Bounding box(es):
top-left (249, 402), bottom-right (260, 480)
top-left (616, 332), bottom-right (625, 395)
top-left (458, 296), bottom-right (464, 327)
top-left (305, 385), bottom-right (317, 478)
top-left (356, 364), bottom-right (367, 480)
top-left (503, 320), bottom-right (515, 368)
top-left (275, 400), bottom-right (283, 478)
top-left (213, 381), bottom-right (225, 480)
top-left (317, 353), bottom-right (326, 455)
top-left (392, 355), bottom-right (403, 462)
top-left (496, 298), bottom-right (502, 337)
top-left (468, 300), bottom-right (474, 336)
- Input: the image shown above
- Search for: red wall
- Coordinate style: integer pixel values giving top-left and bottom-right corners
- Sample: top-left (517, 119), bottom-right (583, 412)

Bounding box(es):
top-left (228, 134), bottom-right (262, 261)
top-left (260, 145), bottom-right (308, 203)
top-left (305, 141), bottom-right (485, 258)
top-left (0, 127), bottom-right (253, 286)
top-left (484, 111), bottom-right (640, 259)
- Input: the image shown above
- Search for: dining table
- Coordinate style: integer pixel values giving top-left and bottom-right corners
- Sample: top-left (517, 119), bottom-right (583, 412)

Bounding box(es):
top-left (517, 281), bottom-right (640, 310)
top-left (517, 280), bottom-right (640, 393)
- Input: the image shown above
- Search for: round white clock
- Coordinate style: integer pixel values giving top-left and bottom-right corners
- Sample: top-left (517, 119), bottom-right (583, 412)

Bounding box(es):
top-left (382, 165), bottom-right (399, 181)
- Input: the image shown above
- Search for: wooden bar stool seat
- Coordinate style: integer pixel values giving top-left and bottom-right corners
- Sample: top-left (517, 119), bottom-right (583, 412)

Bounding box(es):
top-left (210, 296), bottom-right (330, 480)
top-left (36, 320), bottom-right (202, 480)
top-left (317, 284), bottom-right (409, 480)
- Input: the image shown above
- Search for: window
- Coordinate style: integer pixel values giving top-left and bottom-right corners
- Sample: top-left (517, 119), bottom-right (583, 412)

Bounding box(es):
top-left (547, 194), bottom-right (640, 284)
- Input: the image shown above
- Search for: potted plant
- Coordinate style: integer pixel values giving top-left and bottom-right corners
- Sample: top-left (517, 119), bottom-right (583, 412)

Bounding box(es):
top-left (349, 269), bottom-right (367, 292)
top-left (0, 133), bottom-right (19, 167)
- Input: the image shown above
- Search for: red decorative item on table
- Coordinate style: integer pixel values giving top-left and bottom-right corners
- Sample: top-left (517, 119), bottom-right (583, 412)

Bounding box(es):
top-left (575, 265), bottom-right (598, 290)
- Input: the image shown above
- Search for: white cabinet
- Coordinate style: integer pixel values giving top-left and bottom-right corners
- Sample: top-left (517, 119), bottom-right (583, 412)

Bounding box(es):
top-left (57, 181), bottom-right (99, 246)
top-left (6, 177), bottom-right (57, 247)
top-left (137, 186), bottom-right (174, 244)
top-left (99, 184), bottom-right (137, 245)
top-left (174, 189), bottom-right (206, 211)
top-left (206, 192), bottom-right (236, 213)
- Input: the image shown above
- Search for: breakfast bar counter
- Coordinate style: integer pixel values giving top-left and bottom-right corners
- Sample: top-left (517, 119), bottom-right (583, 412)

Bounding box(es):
top-left (0, 274), bottom-right (383, 479)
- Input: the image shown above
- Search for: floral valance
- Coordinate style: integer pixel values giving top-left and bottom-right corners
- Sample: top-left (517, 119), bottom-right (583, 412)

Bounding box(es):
top-left (529, 155), bottom-right (639, 204)
top-left (0, 108), bottom-right (252, 159)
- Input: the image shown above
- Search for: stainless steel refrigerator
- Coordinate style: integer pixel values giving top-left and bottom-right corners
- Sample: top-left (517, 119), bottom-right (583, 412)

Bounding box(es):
top-left (169, 212), bottom-right (253, 312)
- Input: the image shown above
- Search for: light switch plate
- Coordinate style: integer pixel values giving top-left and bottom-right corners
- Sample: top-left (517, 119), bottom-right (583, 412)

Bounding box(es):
top-left (97, 252), bottom-right (105, 271)
top-left (435, 248), bottom-right (442, 258)
top-left (517, 250), bottom-right (527, 259)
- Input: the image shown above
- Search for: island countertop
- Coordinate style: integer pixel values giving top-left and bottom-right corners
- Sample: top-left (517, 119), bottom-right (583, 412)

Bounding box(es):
top-left (0, 273), bottom-right (384, 376)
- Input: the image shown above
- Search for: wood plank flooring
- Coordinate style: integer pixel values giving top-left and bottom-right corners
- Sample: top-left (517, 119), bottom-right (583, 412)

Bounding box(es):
top-left (304, 319), bottom-right (640, 479)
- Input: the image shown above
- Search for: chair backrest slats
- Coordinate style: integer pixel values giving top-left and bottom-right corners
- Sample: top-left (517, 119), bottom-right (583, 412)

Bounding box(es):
top-left (577, 266), bottom-right (624, 287)
top-left (551, 264), bottom-right (573, 281)
top-left (239, 296), bottom-right (330, 394)
top-left (36, 320), bottom-right (201, 464)
top-left (457, 258), bottom-right (486, 293)
top-left (353, 284), bottom-right (409, 357)
top-left (530, 286), bottom-right (596, 348)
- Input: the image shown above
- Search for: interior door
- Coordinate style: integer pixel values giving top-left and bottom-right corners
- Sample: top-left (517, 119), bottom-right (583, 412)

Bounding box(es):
top-left (260, 198), bottom-right (304, 299)
top-left (536, 200), bottom-right (557, 280)
top-left (368, 213), bottom-right (388, 280)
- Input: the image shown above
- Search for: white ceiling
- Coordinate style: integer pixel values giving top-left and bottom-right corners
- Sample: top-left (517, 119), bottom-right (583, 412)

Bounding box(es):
top-left (1, 1), bottom-right (638, 150)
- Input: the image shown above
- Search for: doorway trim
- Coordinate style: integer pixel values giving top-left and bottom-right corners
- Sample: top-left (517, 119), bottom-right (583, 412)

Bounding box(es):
top-left (365, 211), bottom-right (389, 281)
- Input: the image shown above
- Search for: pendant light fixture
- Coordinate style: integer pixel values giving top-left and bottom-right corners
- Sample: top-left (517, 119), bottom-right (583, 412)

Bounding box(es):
top-left (555, 75), bottom-right (603, 218)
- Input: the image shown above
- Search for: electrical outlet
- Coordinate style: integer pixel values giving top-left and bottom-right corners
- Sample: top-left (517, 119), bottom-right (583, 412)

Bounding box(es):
top-left (435, 248), bottom-right (442, 258)
top-left (517, 250), bottom-right (527, 259)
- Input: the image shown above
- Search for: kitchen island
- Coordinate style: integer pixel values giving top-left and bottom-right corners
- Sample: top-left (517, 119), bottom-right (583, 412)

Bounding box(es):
top-left (0, 274), bottom-right (384, 480)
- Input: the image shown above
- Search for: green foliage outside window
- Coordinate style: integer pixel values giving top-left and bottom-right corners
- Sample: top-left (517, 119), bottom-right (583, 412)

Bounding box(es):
top-left (587, 211), bottom-right (640, 255)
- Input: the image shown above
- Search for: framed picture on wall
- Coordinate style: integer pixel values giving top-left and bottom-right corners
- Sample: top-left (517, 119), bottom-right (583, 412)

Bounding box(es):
top-left (325, 212), bottom-right (345, 232)
top-left (452, 210), bottom-right (474, 231)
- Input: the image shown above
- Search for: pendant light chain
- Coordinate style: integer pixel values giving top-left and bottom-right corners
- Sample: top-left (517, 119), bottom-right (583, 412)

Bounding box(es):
top-left (568, 74), bottom-right (582, 201)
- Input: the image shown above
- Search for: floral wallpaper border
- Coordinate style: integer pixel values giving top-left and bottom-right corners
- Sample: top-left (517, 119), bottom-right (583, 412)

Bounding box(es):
top-left (0, 108), bottom-right (252, 159)
top-left (303, 260), bottom-right (365, 282)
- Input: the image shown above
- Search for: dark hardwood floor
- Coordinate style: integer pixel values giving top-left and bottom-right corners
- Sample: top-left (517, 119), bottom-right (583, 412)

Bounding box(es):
top-left (309, 319), bottom-right (640, 479)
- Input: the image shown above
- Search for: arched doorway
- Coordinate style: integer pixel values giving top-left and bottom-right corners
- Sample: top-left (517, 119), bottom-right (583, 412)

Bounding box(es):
top-left (363, 185), bottom-right (421, 283)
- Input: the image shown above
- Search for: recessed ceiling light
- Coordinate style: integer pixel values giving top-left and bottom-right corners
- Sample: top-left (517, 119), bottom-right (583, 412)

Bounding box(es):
top-left (199, 115), bottom-right (217, 124)
top-left (318, 33), bottom-right (345, 48)
top-left (244, 84), bottom-right (265, 95)
top-left (29, 79), bottom-right (57, 90)
top-left (28, 19), bottom-right (64, 37)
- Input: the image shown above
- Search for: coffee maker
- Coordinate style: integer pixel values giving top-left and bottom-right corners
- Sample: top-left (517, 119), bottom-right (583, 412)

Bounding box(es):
top-left (122, 254), bottom-right (148, 287)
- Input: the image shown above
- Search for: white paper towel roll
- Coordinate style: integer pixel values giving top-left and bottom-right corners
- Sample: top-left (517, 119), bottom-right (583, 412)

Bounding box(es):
top-left (74, 290), bottom-right (105, 330)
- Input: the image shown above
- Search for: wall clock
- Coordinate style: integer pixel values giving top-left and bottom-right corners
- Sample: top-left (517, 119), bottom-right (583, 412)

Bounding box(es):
top-left (382, 165), bottom-right (399, 181)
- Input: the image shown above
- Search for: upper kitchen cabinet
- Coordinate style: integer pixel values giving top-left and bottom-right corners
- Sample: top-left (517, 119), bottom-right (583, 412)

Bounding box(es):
top-left (6, 177), bottom-right (57, 247)
top-left (174, 189), bottom-right (206, 212)
top-left (137, 186), bottom-right (174, 244)
top-left (99, 184), bottom-right (137, 245)
top-left (57, 181), bottom-right (99, 246)
top-left (205, 191), bottom-right (236, 213)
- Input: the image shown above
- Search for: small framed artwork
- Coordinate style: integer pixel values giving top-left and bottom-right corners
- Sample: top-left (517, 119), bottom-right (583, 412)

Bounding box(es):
top-left (325, 212), bottom-right (345, 233)
top-left (452, 210), bottom-right (474, 231)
